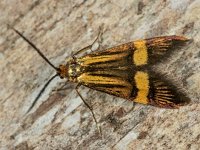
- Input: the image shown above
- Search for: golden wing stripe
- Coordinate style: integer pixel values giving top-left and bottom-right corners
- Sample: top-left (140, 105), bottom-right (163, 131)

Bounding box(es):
top-left (133, 71), bottom-right (149, 104)
top-left (133, 40), bottom-right (148, 66)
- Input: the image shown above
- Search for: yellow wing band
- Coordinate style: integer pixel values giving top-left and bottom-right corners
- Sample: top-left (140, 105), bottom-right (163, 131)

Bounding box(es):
top-left (134, 71), bottom-right (149, 104)
top-left (133, 40), bottom-right (148, 66)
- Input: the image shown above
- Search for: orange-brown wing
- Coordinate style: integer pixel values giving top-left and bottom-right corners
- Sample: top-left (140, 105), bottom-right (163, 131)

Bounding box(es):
top-left (75, 35), bottom-right (190, 108)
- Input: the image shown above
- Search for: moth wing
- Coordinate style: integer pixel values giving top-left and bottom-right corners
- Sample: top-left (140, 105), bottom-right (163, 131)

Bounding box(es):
top-left (147, 72), bottom-right (190, 108)
top-left (144, 35), bottom-right (190, 64)
top-left (77, 71), bottom-right (133, 99)
top-left (76, 35), bottom-right (190, 108)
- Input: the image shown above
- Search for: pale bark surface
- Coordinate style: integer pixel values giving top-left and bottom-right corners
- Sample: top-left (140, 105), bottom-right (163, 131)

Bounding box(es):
top-left (0, 0), bottom-right (200, 150)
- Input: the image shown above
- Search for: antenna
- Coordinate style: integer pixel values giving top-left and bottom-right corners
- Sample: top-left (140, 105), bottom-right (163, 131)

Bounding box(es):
top-left (26, 74), bottom-right (58, 113)
top-left (8, 24), bottom-right (60, 113)
top-left (8, 24), bottom-right (58, 71)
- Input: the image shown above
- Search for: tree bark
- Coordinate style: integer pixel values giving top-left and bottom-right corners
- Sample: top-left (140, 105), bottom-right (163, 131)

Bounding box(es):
top-left (0, 0), bottom-right (200, 149)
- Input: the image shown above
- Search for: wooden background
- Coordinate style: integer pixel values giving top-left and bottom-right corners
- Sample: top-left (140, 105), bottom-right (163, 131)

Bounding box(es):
top-left (0, 0), bottom-right (200, 149)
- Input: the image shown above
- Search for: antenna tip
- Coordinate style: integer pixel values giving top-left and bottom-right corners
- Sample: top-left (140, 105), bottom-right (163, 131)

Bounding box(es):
top-left (6, 24), bottom-right (18, 33)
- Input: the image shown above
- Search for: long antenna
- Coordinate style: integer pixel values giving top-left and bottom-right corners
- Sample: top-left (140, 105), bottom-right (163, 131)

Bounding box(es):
top-left (8, 24), bottom-right (58, 71)
top-left (8, 24), bottom-right (60, 113)
top-left (26, 74), bottom-right (58, 113)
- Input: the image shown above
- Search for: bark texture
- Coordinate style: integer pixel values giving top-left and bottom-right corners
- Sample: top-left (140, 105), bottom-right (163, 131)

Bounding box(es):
top-left (0, 0), bottom-right (200, 150)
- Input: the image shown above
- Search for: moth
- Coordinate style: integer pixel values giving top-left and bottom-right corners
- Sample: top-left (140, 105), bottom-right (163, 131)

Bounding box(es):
top-left (11, 26), bottom-right (190, 133)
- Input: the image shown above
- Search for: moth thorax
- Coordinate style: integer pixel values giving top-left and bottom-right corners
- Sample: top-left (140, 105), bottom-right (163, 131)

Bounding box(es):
top-left (68, 63), bottom-right (81, 79)
top-left (58, 64), bottom-right (69, 79)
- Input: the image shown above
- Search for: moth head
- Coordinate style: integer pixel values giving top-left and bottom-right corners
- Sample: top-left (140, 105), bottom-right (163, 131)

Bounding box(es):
top-left (57, 64), bottom-right (69, 79)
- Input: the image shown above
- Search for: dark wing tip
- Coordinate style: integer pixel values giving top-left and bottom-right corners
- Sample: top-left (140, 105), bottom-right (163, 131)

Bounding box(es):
top-left (145, 35), bottom-right (191, 65)
top-left (148, 73), bottom-right (190, 109)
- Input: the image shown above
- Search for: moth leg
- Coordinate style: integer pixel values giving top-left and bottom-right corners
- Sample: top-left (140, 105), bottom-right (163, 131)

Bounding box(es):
top-left (52, 84), bottom-right (66, 92)
top-left (75, 84), bottom-right (102, 137)
top-left (90, 26), bottom-right (104, 52)
top-left (132, 102), bottom-right (136, 110)
top-left (52, 80), bottom-right (71, 92)
top-left (72, 26), bottom-right (103, 57)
